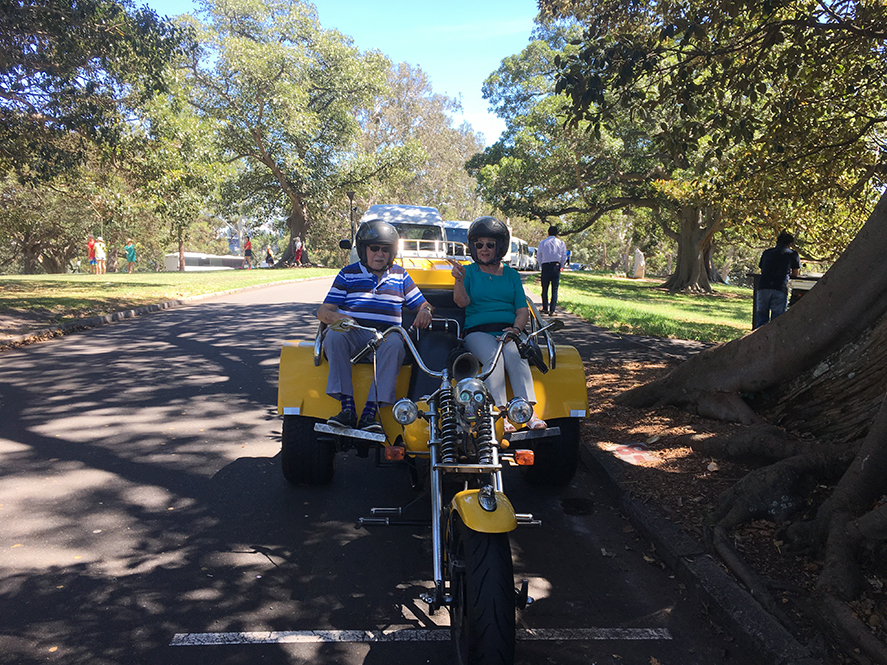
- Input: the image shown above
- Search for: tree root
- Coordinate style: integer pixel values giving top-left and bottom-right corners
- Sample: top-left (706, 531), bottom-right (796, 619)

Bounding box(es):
top-left (682, 425), bottom-right (858, 464)
top-left (709, 525), bottom-right (795, 627)
top-left (816, 594), bottom-right (887, 665)
top-left (713, 452), bottom-right (853, 530)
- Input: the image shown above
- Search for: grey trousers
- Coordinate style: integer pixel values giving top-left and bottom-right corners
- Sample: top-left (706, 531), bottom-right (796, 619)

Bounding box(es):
top-left (324, 328), bottom-right (405, 405)
top-left (464, 332), bottom-right (536, 407)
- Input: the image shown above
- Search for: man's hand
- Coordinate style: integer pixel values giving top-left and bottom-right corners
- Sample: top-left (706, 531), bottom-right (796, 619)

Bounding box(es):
top-left (329, 317), bottom-right (356, 332)
top-left (413, 307), bottom-right (432, 329)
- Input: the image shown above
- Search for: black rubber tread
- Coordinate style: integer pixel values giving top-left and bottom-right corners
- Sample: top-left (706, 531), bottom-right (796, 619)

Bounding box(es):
top-left (281, 415), bottom-right (335, 485)
top-left (450, 515), bottom-right (516, 665)
top-left (519, 417), bottom-right (581, 486)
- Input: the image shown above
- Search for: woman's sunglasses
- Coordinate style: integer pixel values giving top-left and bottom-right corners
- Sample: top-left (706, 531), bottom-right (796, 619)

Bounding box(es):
top-left (474, 242), bottom-right (496, 250)
top-left (367, 245), bottom-right (392, 253)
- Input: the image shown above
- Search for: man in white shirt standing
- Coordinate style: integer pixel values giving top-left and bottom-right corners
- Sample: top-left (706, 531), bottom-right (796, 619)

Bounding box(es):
top-left (536, 225), bottom-right (567, 316)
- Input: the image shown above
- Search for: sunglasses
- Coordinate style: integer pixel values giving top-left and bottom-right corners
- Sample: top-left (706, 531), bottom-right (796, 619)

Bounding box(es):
top-left (474, 241), bottom-right (496, 250)
top-left (367, 245), bottom-right (392, 254)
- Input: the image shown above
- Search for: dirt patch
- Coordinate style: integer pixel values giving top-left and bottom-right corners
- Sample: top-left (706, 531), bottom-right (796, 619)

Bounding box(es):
top-left (584, 358), bottom-right (887, 663)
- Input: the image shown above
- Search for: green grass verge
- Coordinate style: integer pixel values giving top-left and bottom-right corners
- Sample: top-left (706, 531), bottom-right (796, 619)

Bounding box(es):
top-left (0, 268), bottom-right (336, 326)
top-left (525, 272), bottom-right (753, 344)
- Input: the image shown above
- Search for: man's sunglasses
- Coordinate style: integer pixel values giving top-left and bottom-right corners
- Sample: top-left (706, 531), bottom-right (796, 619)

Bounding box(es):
top-left (474, 241), bottom-right (496, 250)
top-left (367, 245), bottom-right (392, 254)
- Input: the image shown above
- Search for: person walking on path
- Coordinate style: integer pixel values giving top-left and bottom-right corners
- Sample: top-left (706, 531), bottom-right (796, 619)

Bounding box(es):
top-left (87, 234), bottom-right (96, 274)
top-left (94, 236), bottom-right (107, 275)
top-left (536, 224), bottom-right (568, 316)
top-left (755, 230), bottom-right (801, 328)
top-left (242, 236), bottom-right (253, 269)
top-left (124, 239), bottom-right (137, 274)
top-left (317, 220), bottom-right (432, 433)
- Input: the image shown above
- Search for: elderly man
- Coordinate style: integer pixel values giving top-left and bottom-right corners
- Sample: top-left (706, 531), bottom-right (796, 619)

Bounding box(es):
top-left (317, 220), bottom-right (432, 433)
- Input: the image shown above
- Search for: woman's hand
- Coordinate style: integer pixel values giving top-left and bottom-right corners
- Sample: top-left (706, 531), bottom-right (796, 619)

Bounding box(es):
top-left (447, 259), bottom-right (466, 282)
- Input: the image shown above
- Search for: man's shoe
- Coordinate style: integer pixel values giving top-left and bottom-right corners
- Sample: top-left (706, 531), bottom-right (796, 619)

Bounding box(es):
top-left (358, 415), bottom-right (384, 434)
top-left (327, 410), bottom-right (357, 429)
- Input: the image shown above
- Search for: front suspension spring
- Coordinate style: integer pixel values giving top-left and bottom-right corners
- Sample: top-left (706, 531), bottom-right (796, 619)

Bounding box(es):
top-left (475, 409), bottom-right (494, 465)
top-left (437, 387), bottom-right (459, 464)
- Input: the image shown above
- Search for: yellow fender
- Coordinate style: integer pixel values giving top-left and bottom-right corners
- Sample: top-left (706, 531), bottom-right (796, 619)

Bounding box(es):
top-left (450, 489), bottom-right (517, 533)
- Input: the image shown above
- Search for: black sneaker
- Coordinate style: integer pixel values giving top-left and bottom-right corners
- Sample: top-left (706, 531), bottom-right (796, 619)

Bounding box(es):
top-left (358, 415), bottom-right (384, 434)
top-left (327, 410), bottom-right (357, 429)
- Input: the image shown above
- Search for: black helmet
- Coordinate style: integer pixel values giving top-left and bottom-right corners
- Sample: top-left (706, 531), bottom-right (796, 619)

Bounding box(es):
top-left (467, 216), bottom-right (510, 265)
top-left (356, 219), bottom-right (399, 270)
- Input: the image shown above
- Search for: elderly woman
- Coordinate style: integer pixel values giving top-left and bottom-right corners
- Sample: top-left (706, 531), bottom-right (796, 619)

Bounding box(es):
top-left (450, 216), bottom-right (546, 431)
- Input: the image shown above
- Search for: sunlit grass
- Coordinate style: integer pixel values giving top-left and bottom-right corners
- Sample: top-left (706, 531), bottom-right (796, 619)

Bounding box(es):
top-left (525, 272), bottom-right (752, 343)
top-left (0, 268), bottom-right (336, 325)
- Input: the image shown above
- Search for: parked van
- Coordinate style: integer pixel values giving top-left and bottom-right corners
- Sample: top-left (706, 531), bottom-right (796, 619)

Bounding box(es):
top-left (508, 237), bottom-right (530, 270)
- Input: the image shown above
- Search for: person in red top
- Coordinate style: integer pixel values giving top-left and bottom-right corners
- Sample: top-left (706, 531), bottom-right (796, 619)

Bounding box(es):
top-left (87, 234), bottom-right (96, 274)
top-left (242, 236), bottom-right (253, 269)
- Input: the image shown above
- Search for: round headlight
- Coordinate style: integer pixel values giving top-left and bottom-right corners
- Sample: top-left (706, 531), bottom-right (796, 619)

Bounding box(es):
top-left (392, 398), bottom-right (418, 425)
top-left (454, 378), bottom-right (486, 405)
top-left (506, 397), bottom-right (533, 424)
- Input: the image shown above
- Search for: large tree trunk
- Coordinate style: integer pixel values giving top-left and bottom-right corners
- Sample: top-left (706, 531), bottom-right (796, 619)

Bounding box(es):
top-left (276, 196), bottom-right (309, 266)
top-left (660, 204), bottom-right (723, 293)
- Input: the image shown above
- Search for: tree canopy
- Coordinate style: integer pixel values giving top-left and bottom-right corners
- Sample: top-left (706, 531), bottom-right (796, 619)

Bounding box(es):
top-left (0, 0), bottom-right (188, 182)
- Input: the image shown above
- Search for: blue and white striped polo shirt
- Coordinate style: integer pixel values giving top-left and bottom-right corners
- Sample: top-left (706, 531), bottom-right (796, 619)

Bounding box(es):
top-left (323, 262), bottom-right (427, 328)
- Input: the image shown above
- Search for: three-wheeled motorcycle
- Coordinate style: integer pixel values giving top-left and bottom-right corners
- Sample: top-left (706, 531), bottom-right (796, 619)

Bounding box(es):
top-left (278, 257), bottom-right (588, 664)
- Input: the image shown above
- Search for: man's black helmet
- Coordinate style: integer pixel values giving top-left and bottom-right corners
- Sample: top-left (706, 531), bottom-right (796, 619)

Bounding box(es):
top-left (467, 216), bottom-right (510, 265)
top-left (356, 219), bottom-right (399, 270)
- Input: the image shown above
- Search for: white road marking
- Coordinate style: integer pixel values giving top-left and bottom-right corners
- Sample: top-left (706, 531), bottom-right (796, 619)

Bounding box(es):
top-left (170, 627), bottom-right (672, 646)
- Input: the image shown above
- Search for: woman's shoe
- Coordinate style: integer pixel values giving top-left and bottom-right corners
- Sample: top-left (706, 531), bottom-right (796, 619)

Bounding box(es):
top-left (503, 420), bottom-right (516, 434)
top-left (528, 415), bottom-right (547, 430)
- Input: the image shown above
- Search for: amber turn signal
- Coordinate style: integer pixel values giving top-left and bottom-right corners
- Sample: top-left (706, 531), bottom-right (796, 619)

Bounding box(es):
top-left (514, 450), bottom-right (534, 466)
top-left (384, 446), bottom-right (406, 461)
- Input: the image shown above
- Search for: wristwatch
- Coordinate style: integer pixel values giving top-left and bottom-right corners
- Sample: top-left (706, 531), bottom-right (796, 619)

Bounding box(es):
top-left (421, 305), bottom-right (433, 315)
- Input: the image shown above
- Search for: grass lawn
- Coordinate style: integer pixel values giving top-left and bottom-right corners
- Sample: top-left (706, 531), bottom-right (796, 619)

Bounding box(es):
top-left (524, 271), bottom-right (753, 344)
top-left (2, 267), bottom-right (753, 345)
top-left (0, 268), bottom-right (336, 328)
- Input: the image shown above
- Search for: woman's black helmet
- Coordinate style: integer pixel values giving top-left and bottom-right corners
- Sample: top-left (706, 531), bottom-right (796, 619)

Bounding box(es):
top-left (355, 219), bottom-right (400, 270)
top-left (468, 216), bottom-right (510, 265)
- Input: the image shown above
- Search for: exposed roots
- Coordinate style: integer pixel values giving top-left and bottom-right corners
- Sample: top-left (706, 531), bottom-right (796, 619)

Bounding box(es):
top-left (712, 451), bottom-right (854, 530)
top-left (683, 424), bottom-right (857, 464)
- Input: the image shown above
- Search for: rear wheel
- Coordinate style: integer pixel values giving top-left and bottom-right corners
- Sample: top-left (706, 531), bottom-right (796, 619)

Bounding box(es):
top-left (449, 514), bottom-right (516, 665)
top-left (520, 417), bottom-right (580, 486)
top-left (281, 415), bottom-right (335, 485)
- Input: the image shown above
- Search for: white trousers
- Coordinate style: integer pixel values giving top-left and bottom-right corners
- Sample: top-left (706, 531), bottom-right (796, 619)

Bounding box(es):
top-left (464, 332), bottom-right (536, 407)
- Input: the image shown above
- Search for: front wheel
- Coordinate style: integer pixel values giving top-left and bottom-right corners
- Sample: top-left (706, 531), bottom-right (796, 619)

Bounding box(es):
top-left (520, 417), bottom-right (581, 486)
top-left (281, 415), bottom-right (335, 485)
top-left (449, 515), bottom-right (516, 665)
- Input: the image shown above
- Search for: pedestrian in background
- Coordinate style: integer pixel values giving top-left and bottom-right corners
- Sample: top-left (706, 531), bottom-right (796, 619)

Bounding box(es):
top-left (87, 234), bottom-right (96, 274)
top-left (124, 238), bottom-right (137, 274)
top-left (294, 237), bottom-right (303, 266)
top-left (242, 236), bottom-right (253, 269)
top-left (536, 225), bottom-right (568, 316)
top-left (755, 230), bottom-right (801, 328)
top-left (94, 236), bottom-right (107, 275)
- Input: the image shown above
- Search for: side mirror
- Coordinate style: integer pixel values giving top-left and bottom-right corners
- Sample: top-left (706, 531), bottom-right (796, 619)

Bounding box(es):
top-left (548, 318), bottom-right (565, 331)
top-left (339, 239), bottom-right (352, 250)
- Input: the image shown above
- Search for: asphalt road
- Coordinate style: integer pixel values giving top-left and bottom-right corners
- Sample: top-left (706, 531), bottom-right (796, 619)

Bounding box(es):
top-left (0, 277), bottom-right (752, 665)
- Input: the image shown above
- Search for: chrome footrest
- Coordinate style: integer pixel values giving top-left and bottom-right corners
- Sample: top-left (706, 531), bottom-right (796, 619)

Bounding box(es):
top-left (314, 422), bottom-right (386, 443)
top-left (516, 513), bottom-right (542, 527)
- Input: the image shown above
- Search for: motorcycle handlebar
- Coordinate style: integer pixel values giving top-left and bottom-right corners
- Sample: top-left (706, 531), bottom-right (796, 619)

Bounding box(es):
top-left (346, 317), bottom-right (563, 380)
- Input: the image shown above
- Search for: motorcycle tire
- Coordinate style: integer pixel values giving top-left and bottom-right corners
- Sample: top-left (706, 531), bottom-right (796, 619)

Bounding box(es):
top-left (519, 417), bottom-right (580, 486)
top-left (281, 415), bottom-right (335, 485)
top-left (449, 514), bottom-right (516, 665)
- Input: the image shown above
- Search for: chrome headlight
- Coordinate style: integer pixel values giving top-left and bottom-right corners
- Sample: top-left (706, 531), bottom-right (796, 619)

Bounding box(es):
top-left (506, 397), bottom-right (533, 424)
top-left (454, 378), bottom-right (487, 406)
top-left (392, 398), bottom-right (418, 425)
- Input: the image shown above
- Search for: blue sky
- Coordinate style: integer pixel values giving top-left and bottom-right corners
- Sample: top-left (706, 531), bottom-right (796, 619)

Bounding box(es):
top-left (142, 0), bottom-right (540, 144)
